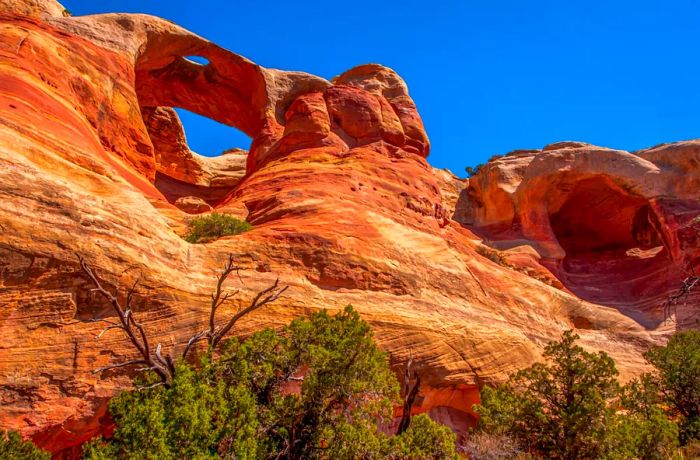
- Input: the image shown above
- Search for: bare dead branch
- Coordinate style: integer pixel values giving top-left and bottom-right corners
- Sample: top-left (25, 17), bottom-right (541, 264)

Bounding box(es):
top-left (397, 356), bottom-right (421, 435)
top-left (78, 254), bottom-right (172, 386)
top-left (210, 279), bottom-right (288, 349)
top-left (89, 318), bottom-right (119, 327)
top-left (663, 273), bottom-right (700, 324)
top-left (154, 343), bottom-right (169, 370)
top-left (136, 381), bottom-right (166, 391)
top-left (93, 359), bottom-right (147, 374)
top-left (185, 255), bottom-right (289, 354)
top-left (80, 252), bottom-right (288, 386)
top-left (96, 324), bottom-right (124, 339)
top-left (662, 217), bottom-right (700, 327)
top-left (209, 255), bottom-right (245, 334)
top-left (165, 354), bottom-right (176, 376)
top-left (125, 275), bottom-right (141, 310)
top-left (136, 366), bottom-right (158, 372)
top-left (182, 330), bottom-right (208, 360)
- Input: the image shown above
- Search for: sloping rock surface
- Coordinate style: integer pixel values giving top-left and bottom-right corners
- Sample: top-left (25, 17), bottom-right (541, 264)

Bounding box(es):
top-left (0, 0), bottom-right (697, 455)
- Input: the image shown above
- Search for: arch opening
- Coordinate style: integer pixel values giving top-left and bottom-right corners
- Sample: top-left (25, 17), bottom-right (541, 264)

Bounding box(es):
top-left (135, 45), bottom-right (266, 137)
top-left (174, 108), bottom-right (251, 156)
top-left (183, 55), bottom-right (210, 66)
top-left (133, 43), bottom-right (266, 210)
top-left (548, 177), bottom-right (672, 321)
top-left (140, 105), bottom-right (249, 209)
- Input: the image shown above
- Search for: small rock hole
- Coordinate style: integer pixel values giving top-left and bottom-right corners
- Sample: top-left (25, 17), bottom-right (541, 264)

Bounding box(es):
top-left (184, 55), bottom-right (210, 66)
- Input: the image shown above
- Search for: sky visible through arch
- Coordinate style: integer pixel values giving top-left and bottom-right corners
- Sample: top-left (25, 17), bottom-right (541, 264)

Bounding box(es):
top-left (68, 0), bottom-right (700, 177)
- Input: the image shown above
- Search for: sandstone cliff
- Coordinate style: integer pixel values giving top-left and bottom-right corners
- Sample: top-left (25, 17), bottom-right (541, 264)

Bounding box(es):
top-left (0, 0), bottom-right (698, 456)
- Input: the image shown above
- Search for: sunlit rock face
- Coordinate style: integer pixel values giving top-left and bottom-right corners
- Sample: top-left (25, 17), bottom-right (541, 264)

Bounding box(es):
top-left (458, 141), bottom-right (700, 328)
top-left (0, 0), bottom-right (698, 455)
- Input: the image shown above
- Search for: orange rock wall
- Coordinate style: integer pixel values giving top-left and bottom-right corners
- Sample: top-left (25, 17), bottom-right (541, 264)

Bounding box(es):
top-left (0, 1), bottom-right (697, 456)
top-left (459, 142), bottom-right (700, 327)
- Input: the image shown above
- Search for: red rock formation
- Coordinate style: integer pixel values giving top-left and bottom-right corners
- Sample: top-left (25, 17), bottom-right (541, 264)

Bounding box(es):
top-left (459, 141), bottom-right (700, 327)
top-left (0, 0), bottom-right (697, 456)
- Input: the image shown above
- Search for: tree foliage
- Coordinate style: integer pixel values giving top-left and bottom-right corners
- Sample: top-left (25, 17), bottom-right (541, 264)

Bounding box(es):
top-left (475, 331), bottom-right (619, 460)
top-left (185, 213), bottom-right (252, 244)
top-left (644, 330), bottom-right (700, 444)
top-left (465, 164), bottom-right (484, 178)
top-left (84, 307), bottom-right (457, 459)
top-left (474, 330), bottom-right (700, 459)
top-left (0, 430), bottom-right (50, 460)
top-left (83, 364), bottom-right (258, 459)
top-left (606, 374), bottom-right (679, 460)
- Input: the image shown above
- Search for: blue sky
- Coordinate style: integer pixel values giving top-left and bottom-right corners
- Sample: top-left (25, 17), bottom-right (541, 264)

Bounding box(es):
top-left (67, 1), bottom-right (700, 176)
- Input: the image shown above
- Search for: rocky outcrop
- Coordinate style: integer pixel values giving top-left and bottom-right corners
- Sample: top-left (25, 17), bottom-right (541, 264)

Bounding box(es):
top-left (142, 107), bottom-right (247, 189)
top-left (0, 0), bottom-right (67, 19)
top-left (459, 141), bottom-right (700, 327)
top-left (0, 1), bottom-right (697, 456)
top-left (173, 196), bottom-right (213, 214)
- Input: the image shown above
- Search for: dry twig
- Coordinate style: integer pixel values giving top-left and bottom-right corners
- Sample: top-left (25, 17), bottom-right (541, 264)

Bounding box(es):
top-left (183, 254), bottom-right (289, 357)
top-left (79, 255), bottom-right (172, 386)
top-left (79, 253), bottom-right (288, 387)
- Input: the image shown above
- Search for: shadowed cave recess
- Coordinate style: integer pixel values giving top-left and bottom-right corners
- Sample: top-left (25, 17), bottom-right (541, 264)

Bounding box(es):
top-left (547, 177), bottom-right (674, 325)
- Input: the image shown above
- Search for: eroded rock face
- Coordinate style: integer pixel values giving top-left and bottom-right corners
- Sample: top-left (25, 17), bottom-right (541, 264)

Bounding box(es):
top-left (458, 141), bottom-right (700, 327)
top-left (174, 196), bottom-right (213, 214)
top-left (0, 2), bottom-right (697, 456)
top-left (0, 0), bottom-right (67, 19)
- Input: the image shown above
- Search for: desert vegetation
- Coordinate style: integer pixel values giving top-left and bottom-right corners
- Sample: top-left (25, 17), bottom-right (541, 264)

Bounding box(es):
top-left (185, 213), bottom-right (253, 243)
top-left (470, 330), bottom-right (700, 460)
top-left (82, 307), bottom-right (457, 459)
top-left (6, 256), bottom-right (699, 459)
top-left (475, 244), bottom-right (510, 267)
top-left (6, 324), bottom-right (699, 459)
top-left (465, 163), bottom-right (485, 178)
top-left (74, 256), bottom-right (456, 459)
top-left (0, 430), bottom-right (49, 459)
top-left (464, 155), bottom-right (505, 178)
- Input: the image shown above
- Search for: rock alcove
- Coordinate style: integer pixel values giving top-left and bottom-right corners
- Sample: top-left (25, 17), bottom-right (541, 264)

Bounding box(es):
top-left (548, 177), bottom-right (672, 323)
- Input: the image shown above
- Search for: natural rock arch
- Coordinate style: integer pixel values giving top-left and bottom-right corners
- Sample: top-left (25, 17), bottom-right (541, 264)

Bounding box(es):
top-left (123, 17), bottom-right (330, 208)
top-left (458, 143), bottom-right (700, 327)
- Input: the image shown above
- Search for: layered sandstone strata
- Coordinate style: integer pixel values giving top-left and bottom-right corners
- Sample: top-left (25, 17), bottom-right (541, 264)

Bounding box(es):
top-left (458, 141), bottom-right (700, 328)
top-left (0, 0), bottom-right (697, 456)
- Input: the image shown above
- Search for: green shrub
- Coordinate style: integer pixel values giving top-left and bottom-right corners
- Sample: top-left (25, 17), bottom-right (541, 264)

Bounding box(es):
top-left (0, 430), bottom-right (50, 460)
top-left (644, 330), bottom-right (700, 445)
top-left (465, 163), bottom-right (485, 178)
top-left (184, 213), bottom-right (252, 243)
top-left (607, 374), bottom-right (679, 460)
top-left (382, 414), bottom-right (458, 459)
top-left (473, 330), bottom-right (700, 459)
top-left (474, 331), bottom-right (620, 460)
top-left (84, 307), bottom-right (458, 459)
